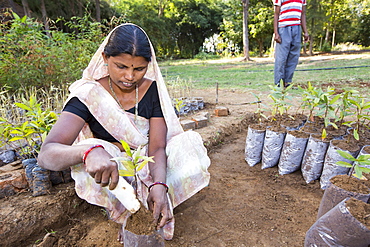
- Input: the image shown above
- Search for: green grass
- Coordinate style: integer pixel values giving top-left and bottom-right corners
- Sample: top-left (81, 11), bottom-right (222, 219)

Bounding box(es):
top-left (160, 52), bottom-right (370, 93)
top-left (2, 52), bottom-right (369, 123)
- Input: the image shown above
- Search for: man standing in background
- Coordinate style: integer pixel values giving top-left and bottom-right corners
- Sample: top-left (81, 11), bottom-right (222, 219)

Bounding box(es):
top-left (273, 0), bottom-right (309, 88)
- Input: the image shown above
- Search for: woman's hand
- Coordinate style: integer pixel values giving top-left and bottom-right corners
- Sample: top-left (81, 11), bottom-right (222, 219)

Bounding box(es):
top-left (84, 147), bottom-right (119, 190)
top-left (147, 184), bottom-right (172, 229)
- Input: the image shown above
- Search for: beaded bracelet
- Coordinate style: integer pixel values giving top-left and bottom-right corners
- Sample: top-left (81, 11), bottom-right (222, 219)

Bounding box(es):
top-left (82, 145), bottom-right (104, 165)
top-left (148, 182), bottom-right (169, 193)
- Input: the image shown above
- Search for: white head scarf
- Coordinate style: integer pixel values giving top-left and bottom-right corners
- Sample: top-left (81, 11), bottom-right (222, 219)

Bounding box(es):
top-left (69, 23), bottom-right (183, 140)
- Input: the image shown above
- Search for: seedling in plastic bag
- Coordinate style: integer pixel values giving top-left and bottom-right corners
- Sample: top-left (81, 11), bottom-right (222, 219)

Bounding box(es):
top-left (108, 140), bottom-right (155, 213)
top-left (336, 150), bottom-right (370, 179)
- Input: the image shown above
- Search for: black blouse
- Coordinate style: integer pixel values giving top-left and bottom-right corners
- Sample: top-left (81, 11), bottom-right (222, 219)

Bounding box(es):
top-left (63, 81), bottom-right (163, 142)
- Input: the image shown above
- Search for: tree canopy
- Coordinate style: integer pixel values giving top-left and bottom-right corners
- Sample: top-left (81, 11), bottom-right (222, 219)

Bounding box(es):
top-left (4, 0), bottom-right (370, 59)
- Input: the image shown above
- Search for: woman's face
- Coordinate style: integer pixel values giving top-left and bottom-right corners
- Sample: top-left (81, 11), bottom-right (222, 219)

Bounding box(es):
top-left (103, 53), bottom-right (149, 91)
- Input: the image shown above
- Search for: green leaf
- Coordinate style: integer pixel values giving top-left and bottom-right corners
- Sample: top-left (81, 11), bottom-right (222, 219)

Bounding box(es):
top-left (358, 167), bottom-right (370, 174)
top-left (348, 99), bottom-right (359, 107)
top-left (357, 154), bottom-right (370, 162)
top-left (321, 129), bottom-right (327, 140)
top-left (336, 161), bottom-right (353, 168)
top-left (119, 140), bottom-right (132, 157)
top-left (336, 150), bottom-right (355, 161)
top-left (121, 160), bottom-right (135, 171)
top-left (9, 136), bottom-right (24, 142)
top-left (329, 94), bottom-right (341, 104)
top-left (41, 132), bottom-right (48, 142)
top-left (358, 160), bottom-right (370, 166)
top-left (20, 15), bottom-right (27, 22)
top-left (10, 130), bottom-right (23, 135)
top-left (354, 165), bottom-right (363, 178)
top-left (136, 160), bottom-right (149, 172)
top-left (353, 129), bottom-right (359, 141)
top-left (330, 122), bottom-right (338, 129)
top-left (14, 102), bottom-right (32, 111)
top-left (362, 104), bottom-right (370, 110)
top-left (132, 145), bottom-right (143, 164)
top-left (118, 170), bottom-right (135, 176)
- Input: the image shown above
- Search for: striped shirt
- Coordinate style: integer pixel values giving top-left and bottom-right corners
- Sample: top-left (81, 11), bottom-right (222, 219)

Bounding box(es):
top-left (274, 0), bottom-right (306, 28)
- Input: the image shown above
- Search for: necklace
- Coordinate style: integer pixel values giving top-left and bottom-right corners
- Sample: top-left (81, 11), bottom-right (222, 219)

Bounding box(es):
top-left (109, 77), bottom-right (139, 122)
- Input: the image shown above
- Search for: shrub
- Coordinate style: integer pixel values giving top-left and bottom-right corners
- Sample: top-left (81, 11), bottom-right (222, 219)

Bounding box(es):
top-left (0, 12), bottom-right (103, 92)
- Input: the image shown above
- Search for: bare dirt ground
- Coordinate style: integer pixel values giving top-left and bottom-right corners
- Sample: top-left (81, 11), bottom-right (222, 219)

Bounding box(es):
top-left (2, 53), bottom-right (370, 247)
top-left (1, 88), bottom-right (324, 247)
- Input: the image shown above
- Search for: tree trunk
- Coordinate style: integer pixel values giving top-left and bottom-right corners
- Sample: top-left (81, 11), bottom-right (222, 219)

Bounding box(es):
top-left (258, 39), bottom-right (263, 57)
top-left (270, 33), bottom-right (275, 58)
top-left (309, 17), bottom-right (314, 56)
top-left (331, 29), bottom-right (336, 48)
top-left (309, 35), bottom-right (314, 56)
top-left (242, 0), bottom-right (251, 61)
top-left (95, 0), bottom-right (101, 22)
top-left (325, 27), bottom-right (330, 44)
top-left (158, 0), bottom-right (165, 17)
top-left (21, 0), bottom-right (31, 17)
top-left (40, 0), bottom-right (51, 37)
top-left (303, 42), bottom-right (307, 55)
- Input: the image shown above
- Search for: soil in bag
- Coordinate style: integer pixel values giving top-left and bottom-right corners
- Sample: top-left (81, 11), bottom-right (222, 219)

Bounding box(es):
top-left (301, 134), bottom-right (331, 184)
top-left (320, 139), bottom-right (361, 190)
top-left (316, 174), bottom-right (370, 219)
top-left (124, 206), bottom-right (165, 247)
top-left (22, 158), bottom-right (38, 189)
top-left (305, 198), bottom-right (370, 247)
top-left (278, 130), bottom-right (309, 175)
top-left (280, 113), bottom-right (307, 131)
top-left (261, 126), bottom-right (286, 169)
top-left (32, 164), bottom-right (51, 196)
top-left (245, 123), bottom-right (266, 167)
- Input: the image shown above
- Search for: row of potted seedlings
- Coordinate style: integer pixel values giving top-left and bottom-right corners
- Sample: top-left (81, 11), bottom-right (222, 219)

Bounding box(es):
top-left (0, 96), bottom-right (71, 197)
top-left (244, 83), bottom-right (370, 246)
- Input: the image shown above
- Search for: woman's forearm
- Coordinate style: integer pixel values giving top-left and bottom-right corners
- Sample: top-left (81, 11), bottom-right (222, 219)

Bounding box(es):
top-left (148, 147), bottom-right (167, 183)
top-left (38, 143), bottom-right (90, 171)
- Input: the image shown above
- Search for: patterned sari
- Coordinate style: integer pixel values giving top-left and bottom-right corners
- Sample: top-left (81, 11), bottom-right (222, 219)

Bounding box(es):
top-left (66, 24), bottom-right (211, 240)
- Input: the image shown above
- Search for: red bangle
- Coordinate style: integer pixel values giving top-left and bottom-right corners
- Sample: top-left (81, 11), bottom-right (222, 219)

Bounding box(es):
top-left (82, 145), bottom-right (104, 165)
top-left (148, 182), bottom-right (169, 193)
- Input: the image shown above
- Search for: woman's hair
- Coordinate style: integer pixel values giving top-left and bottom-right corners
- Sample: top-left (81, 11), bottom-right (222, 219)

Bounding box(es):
top-left (104, 24), bottom-right (152, 62)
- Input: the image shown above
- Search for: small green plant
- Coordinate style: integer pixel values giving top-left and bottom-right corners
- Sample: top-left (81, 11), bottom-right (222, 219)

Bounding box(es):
top-left (0, 96), bottom-right (58, 159)
top-left (315, 86), bottom-right (340, 129)
top-left (268, 84), bottom-right (293, 125)
top-left (251, 92), bottom-right (268, 124)
top-left (111, 140), bottom-right (154, 195)
top-left (300, 83), bottom-right (341, 140)
top-left (336, 150), bottom-right (370, 179)
top-left (107, 140), bottom-right (155, 213)
top-left (334, 89), bottom-right (358, 126)
top-left (45, 229), bottom-right (57, 234)
top-left (111, 140), bottom-right (154, 177)
top-left (173, 98), bottom-right (186, 116)
top-left (342, 95), bottom-right (370, 141)
top-left (299, 82), bottom-right (320, 122)
top-left (34, 239), bottom-right (42, 244)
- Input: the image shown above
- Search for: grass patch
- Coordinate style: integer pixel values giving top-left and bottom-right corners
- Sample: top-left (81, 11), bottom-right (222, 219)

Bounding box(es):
top-left (160, 52), bottom-right (370, 94)
top-left (1, 52), bottom-right (369, 119)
